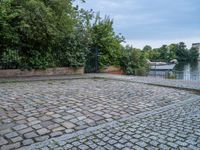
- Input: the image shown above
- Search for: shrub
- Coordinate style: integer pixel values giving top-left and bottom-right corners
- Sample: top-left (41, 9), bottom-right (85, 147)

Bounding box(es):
top-left (120, 46), bottom-right (149, 75)
top-left (0, 49), bottom-right (21, 69)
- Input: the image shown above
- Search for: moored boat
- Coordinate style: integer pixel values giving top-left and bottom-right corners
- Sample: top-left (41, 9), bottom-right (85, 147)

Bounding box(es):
top-left (147, 59), bottom-right (177, 71)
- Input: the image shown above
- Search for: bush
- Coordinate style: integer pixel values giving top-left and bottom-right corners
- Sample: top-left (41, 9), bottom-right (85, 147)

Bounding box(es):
top-left (0, 49), bottom-right (21, 69)
top-left (120, 46), bottom-right (149, 75)
top-left (0, 0), bottom-right (87, 70)
top-left (22, 51), bottom-right (56, 70)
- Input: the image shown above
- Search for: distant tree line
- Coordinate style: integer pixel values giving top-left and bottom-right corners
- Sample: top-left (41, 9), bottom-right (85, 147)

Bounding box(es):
top-left (142, 42), bottom-right (199, 62)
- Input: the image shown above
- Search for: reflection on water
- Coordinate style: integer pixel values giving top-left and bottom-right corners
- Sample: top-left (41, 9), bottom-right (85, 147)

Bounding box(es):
top-left (174, 61), bottom-right (200, 81)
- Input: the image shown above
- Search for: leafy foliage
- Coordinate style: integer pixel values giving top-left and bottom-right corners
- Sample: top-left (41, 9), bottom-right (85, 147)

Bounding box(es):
top-left (143, 45), bottom-right (152, 51)
top-left (143, 42), bottom-right (199, 62)
top-left (0, 0), bottom-right (88, 69)
top-left (120, 46), bottom-right (149, 75)
top-left (90, 14), bottom-right (124, 68)
top-left (0, 49), bottom-right (21, 69)
top-left (176, 42), bottom-right (189, 61)
top-left (189, 47), bottom-right (199, 62)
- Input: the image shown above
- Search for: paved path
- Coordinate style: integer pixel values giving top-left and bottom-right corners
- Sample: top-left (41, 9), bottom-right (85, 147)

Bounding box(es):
top-left (89, 74), bottom-right (200, 90)
top-left (0, 76), bottom-right (200, 149)
top-left (1, 73), bottom-right (200, 90)
top-left (24, 96), bottom-right (200, 150)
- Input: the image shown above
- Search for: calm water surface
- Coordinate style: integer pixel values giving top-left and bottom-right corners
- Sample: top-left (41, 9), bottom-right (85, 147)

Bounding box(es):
top-left (174, 61), bottom-right (200, 81)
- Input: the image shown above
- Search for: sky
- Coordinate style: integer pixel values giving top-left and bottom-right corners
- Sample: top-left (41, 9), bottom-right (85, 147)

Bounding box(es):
top-left (76, 0), bottom-right (200, 49)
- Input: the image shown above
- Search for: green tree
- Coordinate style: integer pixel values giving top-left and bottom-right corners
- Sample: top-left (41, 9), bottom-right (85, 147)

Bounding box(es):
top-left (168, 44), bottom-right (178, 61)
top-left (0, 1), bottom-right (20, 54)
top-left (157, 45), bottom-right (168, 60)
top-left (176, 42), bottom-right (189, 61)
top-left (90, 14), bottom-right (124, 68)
top-left (143, 45), bottom-right (152, 51)
top-left (120, 46), bottom-right (148, 75)
top-left (189, 47), bottom-right (199, 62)
top-left (0, 0), bottom-right (88, 69)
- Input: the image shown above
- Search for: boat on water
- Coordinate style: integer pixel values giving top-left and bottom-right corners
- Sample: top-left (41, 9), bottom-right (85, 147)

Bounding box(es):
top-left (150, 63), bottom-right (176, 71)
top-left (147, 59), bottom-right (177, 71)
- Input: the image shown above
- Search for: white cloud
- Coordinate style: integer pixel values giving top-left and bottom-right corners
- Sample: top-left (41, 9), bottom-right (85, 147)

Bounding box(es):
top-left (76, 0), bottom-right (200, 48)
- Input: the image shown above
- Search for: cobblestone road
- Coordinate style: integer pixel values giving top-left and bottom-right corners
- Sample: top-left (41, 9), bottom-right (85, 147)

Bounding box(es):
top-left (0, 78), bottom-right (199, 149)
top-left (90, 74), bottom-right (200, 90)
top-left (29, 97), bottom-right (200, 150)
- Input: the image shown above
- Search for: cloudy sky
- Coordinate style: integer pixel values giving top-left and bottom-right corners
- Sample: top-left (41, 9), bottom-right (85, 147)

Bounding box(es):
top-left (77, 0), bottom-right (200, 49)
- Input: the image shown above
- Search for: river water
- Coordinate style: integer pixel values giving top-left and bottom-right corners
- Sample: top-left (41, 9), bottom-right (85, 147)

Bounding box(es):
top-left (174, 61), bottom-right (200, 81)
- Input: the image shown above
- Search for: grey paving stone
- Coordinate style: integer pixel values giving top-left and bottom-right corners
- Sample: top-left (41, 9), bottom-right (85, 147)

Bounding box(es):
top-left (18, 127), bottom-right (33, 135)
top-left (125, 142), bottom-right (134, 147)
top-left (50, 131), bottom-right (63, 137)
top-left (24, 131), bottom-right (38, 138)
top-left (167, 142), bottom-right (178, 148)
top-left (36, 128), bottom-right (50, 135)
top-left (5, 131), bottom-right (18, 139)
top-left (62, 122), bottom-right (76, 129)
top-left (11, 136), bottom-right (23, 143)
top-left (159, 144), bottom-right (170, 150)
top-left (108, 139), bottom-right (117, 145)
top-left (114, 143), bottom-right (125, 149)
top-left (52, 127), bottom-right (65, 132)
top-left (32, 124), bottom-right (42, 130)
top-left (12, 124), bottom-right (27, 131)
top-left (0, 78), bottom-right (200, 149)
top-left (135, 141), bottom-right (148, 147)
top-left (0, 128), bottom-right (13, 135)
top-left (132, 145), bottom-right (144, 150)
top-left (78, 144), bottom-right (89, 150)
top-left (72, 141), bottom-right (81, 146)
top-left (176, 141), bottom-right (188, 147)
top-left (22, 139), bottom-right (34, 146)
top-left (63, 144), bottom-right (73, 149)
top-left (35, 135), bottom-right (49, 142)
top-left (1, 142), bottom-right (21, 150)
top-left (0, 137), bottom-right (8, 146)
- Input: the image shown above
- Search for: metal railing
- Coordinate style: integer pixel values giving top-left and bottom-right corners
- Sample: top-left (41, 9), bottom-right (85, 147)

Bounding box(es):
top-left (132, 68), bottom-right (200, 81)
top-left (148, 70), bottom-right (200, 81)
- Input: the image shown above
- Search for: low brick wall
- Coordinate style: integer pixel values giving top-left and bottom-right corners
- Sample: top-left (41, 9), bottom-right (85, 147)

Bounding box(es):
top-left (0, 67), bottom-right (84, 77)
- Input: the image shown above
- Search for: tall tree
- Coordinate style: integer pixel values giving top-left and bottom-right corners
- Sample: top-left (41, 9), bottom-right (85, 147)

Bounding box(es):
top-left (90, 14), bottom-right (124, 67)
top-left (143, 45), bottom-right (152, 51)
top-left (168, 44), bottom-right (178, 60)
top-left (0, 0), bottom-right (88, 69)
top-left (120, 45), bottom-right (148, 75)
top-left (176, 42), bottom-right (189, 61)
top-left (189, 47), bottom-right (199, 62)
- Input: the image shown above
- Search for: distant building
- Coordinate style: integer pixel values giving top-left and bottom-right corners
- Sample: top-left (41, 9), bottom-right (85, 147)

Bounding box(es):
top-left (192, 43), bottom-right (200, 60)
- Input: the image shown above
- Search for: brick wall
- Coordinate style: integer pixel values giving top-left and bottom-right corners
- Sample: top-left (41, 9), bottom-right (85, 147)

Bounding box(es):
top-left (0, 67), bottom-right (84, 77)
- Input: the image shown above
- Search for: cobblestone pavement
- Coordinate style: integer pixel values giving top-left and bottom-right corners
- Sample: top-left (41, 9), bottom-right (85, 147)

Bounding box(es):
top-left (1, 73), bottom-right (200, 90)
top-left (0, 78), bottom-right (199, 149)
top-left (89, 74), bottom-right (200, 90)
top-left (25, 96), bottom-right (200, 150)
